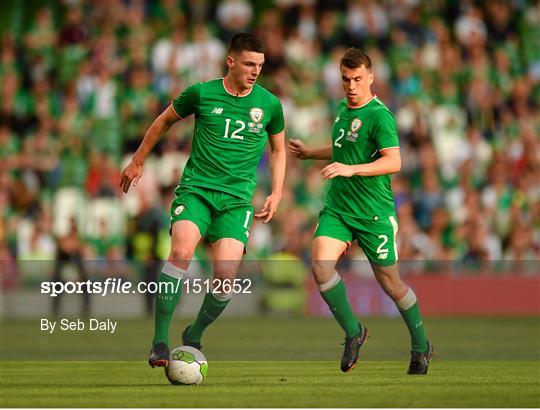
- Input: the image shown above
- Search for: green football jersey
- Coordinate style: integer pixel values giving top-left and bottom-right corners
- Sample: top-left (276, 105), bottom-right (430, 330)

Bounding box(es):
top-left (326, 96), bottom-right (399, 219)
top-left (172, 79), bottom-right (285, 201)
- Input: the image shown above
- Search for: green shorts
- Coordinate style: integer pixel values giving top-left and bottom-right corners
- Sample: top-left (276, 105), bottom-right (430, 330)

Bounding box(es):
top-left (314, 208), bottom-right (399, 266)
top-left (170, 185), bottom-right (254, 245)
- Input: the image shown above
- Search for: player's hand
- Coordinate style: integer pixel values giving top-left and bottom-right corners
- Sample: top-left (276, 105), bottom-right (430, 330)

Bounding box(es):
top-left (288, 139), bottom-right (310, 160)
top-left (321, 162), bottom-right (355, 179)
top-left (120, 159), bottom-right (144, 193)
top-left (254, 192), bottom-right (281, 223)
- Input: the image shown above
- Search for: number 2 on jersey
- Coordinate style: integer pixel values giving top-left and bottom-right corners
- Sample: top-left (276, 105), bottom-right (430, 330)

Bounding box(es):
top-left (335, 128), bottom-right (345, 148)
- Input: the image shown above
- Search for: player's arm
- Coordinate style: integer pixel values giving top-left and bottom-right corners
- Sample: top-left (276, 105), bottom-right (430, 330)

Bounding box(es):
top-left (120, 105), bottom-right (180, 193)
top-left (289, 139), bottom-right (332, 160)
top-left (321, 148), bottom-right (401, 179)
top-left (255, 130), bottom-right (286, 223)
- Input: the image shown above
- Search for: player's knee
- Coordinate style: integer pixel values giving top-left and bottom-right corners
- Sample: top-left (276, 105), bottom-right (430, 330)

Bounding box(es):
top-left (169, 247), bottom-right (194, 265)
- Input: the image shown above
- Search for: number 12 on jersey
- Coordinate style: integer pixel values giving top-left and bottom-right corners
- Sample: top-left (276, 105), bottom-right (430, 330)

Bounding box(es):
top-left (223, 118), bottom-right (245, 140)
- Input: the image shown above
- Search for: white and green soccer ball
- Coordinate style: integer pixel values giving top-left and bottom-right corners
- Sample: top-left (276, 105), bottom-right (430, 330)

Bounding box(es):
top-left (165, 346), bottom-right (208, 385)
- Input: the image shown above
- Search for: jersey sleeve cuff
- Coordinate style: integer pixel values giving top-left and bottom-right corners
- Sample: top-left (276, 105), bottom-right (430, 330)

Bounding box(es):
top-left (269, 127), bottom-right (285, 137)
top-left (379, 146), bottom-right (400, 152)
top-left (170, 102), bottom-right (182, 119)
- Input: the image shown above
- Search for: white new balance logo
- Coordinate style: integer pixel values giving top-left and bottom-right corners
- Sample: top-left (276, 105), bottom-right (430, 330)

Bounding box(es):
top-left (212, 107), bottom-right (224, 114)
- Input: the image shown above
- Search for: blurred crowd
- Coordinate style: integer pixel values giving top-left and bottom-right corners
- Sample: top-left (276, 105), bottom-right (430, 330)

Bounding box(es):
top-left (1, 0), bottom-right (539, 289)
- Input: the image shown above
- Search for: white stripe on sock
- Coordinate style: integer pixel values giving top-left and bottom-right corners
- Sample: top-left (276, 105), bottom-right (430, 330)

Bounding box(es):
top-left (318, 272), bottom-right (341, 292)
top-left (162, 261), bottom-right (186, 279)
top-left (396, 287), bottom-right (417, 311)
top-left (211, 291), bottom-right (232, 302)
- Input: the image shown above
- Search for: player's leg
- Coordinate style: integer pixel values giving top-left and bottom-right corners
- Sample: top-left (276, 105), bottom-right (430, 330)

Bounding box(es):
top-left (370, 262), bottom-right (432, 374)
top-left (183, 198), bottom-right (252, 347)
top-left (312, 236), bottom-right (359, 336)
top-left (313, 211), bottom-right (369, 372)
top-left (370, 263), bottom-right (428, 351)
top-left (183, 238), bottom-right (244, 347)
top-left (149, 220), bottom-right (202, 367)
top-left (150, 187), bottom-right (210, 367)
top-left (356, 215), bottom-right (432, 374)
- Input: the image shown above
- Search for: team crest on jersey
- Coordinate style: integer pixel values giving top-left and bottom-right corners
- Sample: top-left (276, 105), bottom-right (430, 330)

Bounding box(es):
top-left (249, 108), bottom-right (264, 123)
top-left (351, 118), bottom-right (362, 132)
top-left (174, 205), bottom-right (185, 215)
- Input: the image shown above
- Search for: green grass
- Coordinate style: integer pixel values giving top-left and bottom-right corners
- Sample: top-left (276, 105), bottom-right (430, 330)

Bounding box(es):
top-left (1, 361), bottom-right (539, 407)
top-left (1, 317), bottom-right (539, 407)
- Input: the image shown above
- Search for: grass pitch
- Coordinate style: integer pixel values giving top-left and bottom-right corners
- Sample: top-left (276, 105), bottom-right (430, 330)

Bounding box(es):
top-left (1, 317), bottom-right (539, 407)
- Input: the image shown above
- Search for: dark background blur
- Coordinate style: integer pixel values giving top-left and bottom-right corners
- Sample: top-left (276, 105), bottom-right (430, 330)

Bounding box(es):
top-left (1, 0), bottom-right (539, 317)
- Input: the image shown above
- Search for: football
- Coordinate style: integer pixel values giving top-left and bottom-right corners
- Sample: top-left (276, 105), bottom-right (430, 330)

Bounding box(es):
top-left (165, 346), bottom-right (208, 385)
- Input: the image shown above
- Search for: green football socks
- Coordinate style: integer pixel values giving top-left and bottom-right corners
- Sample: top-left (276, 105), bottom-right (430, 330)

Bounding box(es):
top-left (186, 292), bottom-right (231, 343)
top-left (319, 273), bottom-right (361, 338)
top-left (396, 288), bottom-right (429, 352)
top-left (152, 261), bottom-right (185, 346)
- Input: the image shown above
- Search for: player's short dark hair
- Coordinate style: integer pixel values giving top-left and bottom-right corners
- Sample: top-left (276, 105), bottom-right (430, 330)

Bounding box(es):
top-left (228, 33), bottom-right (265, 55)
top-left (340, 48), bottom-right (372, 71)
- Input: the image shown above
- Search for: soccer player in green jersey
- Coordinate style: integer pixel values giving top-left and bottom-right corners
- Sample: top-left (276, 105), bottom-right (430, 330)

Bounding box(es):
top-left (289, 48), bottom-right (433, 375)
top-left (120, 33), bottom-right (286, 368)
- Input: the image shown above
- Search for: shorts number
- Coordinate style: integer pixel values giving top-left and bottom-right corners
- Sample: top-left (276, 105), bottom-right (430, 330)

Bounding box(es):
top-left (224, 119), bottom-right (245, 140)
top-left (377, 235), bottom-right (389, 260)
top-left (243, 210), bottom-right (252, 228)
top-left (334, 128), bottom-right (344, 148)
